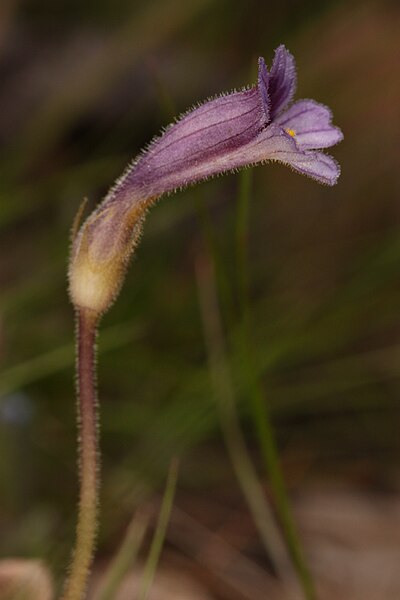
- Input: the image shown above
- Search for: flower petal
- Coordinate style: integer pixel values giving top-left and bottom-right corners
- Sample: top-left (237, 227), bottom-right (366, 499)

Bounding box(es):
top-left (272, 144), bottom-right (341, 185)
top-left (275, 99), bottom-right (343, 150)
top-left (122, 88), bottom-right (265, 198)
top-left (269, 45), bottom-right (297, 118)
top-left (234, 124), bottom-right (340, 185)
top-left (107, 51), bottom-right (341, 201)
top-left (288, 151), bottom-right (340, 186)
top-left (257, 57), bottom-right (270, 121)
top-left (69, 48), bottom-right (344, 316)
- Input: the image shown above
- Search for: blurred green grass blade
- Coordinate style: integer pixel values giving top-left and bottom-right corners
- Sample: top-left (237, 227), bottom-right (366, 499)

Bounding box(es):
top-left (0, 156), bottom-right (123, 230)
top-left (96, 511), bottom-right (149, 600)
top-left (0, 319), bottom-right (144, 396)
top-left (234, 171), bottom-right (316, 600)
top-left (137, 458), bottom-right (179, 600)
top-left (195, 251), bottom-right (301, 593)
top-left (235, 167), bottom-right (252, 314)
top-left (12, 0), bottom-right (214, 167)
top-left (196, 192), bottom-right (236, 326)
top-left (240, 345), bottom-right (316, 600)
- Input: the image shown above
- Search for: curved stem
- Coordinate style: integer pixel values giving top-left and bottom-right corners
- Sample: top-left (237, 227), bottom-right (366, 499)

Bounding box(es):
top-left (61, 308), bottom-right (99, 600)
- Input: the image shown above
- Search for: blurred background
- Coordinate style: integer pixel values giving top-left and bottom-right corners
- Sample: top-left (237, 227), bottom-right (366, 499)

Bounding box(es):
top-left (0, 0), bottom-right (399, 598)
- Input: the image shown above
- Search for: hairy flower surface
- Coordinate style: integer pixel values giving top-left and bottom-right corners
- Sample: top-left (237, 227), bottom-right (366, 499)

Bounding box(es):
top-left (123, 44), bottom-right (342, 197)
top-left (69, 45), bottom-right (343, 315)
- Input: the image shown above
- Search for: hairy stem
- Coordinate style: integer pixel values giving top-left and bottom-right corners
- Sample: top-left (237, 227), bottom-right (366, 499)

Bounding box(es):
top-left (61, 308), bottom-right (99, 600)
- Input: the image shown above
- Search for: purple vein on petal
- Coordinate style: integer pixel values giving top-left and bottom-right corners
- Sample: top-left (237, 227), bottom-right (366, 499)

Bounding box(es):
top-left (102, 47), bottom-right (342, 205)
top-left (269, 45), bottom-right (297, 118)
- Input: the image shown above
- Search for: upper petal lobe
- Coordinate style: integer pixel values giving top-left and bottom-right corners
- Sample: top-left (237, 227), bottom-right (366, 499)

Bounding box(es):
top-left (269, 45), bottom-right (297, 119)
top-left (257, 57), bottom-right (270, 121)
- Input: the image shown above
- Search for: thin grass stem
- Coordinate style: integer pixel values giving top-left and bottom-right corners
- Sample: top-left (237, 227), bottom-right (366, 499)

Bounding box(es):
top-left (96, 512), bottom-right (149, 600)
top-left (196, 254), bottom-right (301, 595)
top-left (234, 171), bottom-right (316, 600)
top-left (137, 458), bottom-right (179, 600)
top-left (235, 168), bottom-right (252, 315)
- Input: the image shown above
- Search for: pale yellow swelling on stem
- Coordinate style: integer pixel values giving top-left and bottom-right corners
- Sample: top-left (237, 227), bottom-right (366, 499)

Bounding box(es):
top-left (69, 196), bottom-right (157, 315)
top-left (65, 191), bottom-right (154, 599)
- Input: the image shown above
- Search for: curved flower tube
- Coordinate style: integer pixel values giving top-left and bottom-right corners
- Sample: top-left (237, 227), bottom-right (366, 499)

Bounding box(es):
top-left (69, 44), bottom-right (343, 316)
top-left (64, 46), bottom-right (343, 600)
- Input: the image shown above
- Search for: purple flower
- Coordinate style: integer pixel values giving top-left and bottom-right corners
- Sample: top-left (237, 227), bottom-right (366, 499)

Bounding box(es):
top-left (69, 46), bottom-right (343, 315)
top-left (118, 44), bottom-right (342, 200)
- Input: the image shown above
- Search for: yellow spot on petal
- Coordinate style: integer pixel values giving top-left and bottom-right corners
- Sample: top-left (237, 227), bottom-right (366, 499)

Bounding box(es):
top-left (286, 128), bottom-right (296, 137)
